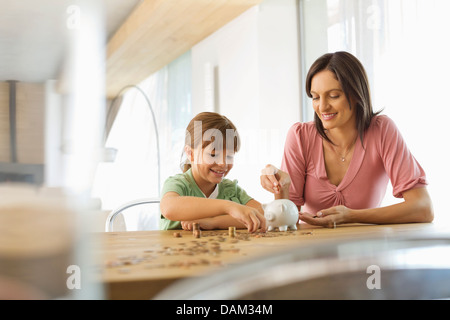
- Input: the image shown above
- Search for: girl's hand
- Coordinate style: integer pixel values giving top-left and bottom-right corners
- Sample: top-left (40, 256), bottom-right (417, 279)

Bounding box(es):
top-left (260, 164), bottom-right (291, 195)
top-left (181, 219), bottom-right (214, 231)
top-left (299, 205), bottom-right (351, 228)
top-left (227, 203), bottom-right (266, 233)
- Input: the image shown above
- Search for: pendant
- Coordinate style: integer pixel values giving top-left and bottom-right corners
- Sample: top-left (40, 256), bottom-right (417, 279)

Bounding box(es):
top-left (341, 157), bottom-right (345, 162)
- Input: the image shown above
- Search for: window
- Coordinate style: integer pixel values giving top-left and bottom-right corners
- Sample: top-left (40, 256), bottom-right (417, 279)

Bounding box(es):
top-left (300, 0), bottom-right (450, 223)
top-left (92, 51), bottom-right (192, 226)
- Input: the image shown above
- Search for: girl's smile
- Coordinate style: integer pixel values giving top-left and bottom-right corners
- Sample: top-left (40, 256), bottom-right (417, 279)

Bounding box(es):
top-left (210, 168), bottom-right (227, 178)
top-left (187, 143), bottom-right (235, 197)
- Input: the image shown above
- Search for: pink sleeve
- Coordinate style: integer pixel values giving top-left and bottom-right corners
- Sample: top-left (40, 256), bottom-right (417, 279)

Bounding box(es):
top-left (281, 123), bottom-right (308, 207)
top-left (377, 116), bottom-right (428, 198)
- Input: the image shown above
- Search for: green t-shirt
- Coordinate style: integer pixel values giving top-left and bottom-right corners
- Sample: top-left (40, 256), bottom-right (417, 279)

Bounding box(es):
top-left (159, 169), bottom-right (253, 230)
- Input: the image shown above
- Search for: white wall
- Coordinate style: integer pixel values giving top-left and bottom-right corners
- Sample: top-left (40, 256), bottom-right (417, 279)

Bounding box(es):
top-left (191, 0), bottom-right (301, 204)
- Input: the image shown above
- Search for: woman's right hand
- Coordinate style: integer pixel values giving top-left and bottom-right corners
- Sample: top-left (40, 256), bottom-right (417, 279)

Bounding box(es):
top-left (260, 164), bottom-right (291, 195)
top-left (227, 203), bottom-right (266, 233)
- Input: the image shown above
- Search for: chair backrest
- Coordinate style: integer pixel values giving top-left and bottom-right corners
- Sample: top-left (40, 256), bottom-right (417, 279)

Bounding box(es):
top-left (105, 198), bottom-right (160, 232)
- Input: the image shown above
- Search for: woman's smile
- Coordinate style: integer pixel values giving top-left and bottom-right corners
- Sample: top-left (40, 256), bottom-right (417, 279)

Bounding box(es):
top-left (311, 70), bottom-right (356, 131)
top-left (321, 112), bottom-right (338, 121)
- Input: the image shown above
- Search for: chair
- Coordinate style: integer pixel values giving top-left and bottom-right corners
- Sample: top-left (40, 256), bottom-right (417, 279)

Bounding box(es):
top-left (104, 198), bottom-right (160, 232)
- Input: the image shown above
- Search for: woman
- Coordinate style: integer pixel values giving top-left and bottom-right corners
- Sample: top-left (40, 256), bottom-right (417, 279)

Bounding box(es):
top-left (261, 51), bottom-right (433, 228)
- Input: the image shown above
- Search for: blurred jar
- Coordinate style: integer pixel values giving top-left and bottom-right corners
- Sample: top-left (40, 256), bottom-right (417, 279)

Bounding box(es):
top-left (0, 185), bottom-right (76, 299)
top-left (0, 0), bottom-right (106, 299)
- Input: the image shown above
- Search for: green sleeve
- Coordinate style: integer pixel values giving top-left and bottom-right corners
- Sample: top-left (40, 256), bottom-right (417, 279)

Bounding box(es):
top-left (161, 174), bottom-right (187, 198)
top-left (159, 217), bottom-right (181, 230)
top-left (218, 179), bottom-right (253, 205)
top-left (235, 183), bottom-right (253, 205)
top-left (159, 174), bottom-right (188, 230)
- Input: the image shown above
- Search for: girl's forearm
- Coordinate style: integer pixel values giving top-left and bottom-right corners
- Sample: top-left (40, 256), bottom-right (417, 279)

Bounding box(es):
top-left (161, 196), bottom-right (237, 221)
top-left (202, 215), bottom-right (247, 229)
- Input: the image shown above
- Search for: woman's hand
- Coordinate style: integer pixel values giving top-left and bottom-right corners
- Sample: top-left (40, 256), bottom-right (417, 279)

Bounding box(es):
top-left (260, 164), bottom-right (291, 195)
top-left (299, 188), bottom-right (433, 227)
top-left (299, 205), bottom-right (351, 228)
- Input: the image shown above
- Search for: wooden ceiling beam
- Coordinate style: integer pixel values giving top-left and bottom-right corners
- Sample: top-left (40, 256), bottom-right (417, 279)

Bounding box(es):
top-left (105, 0), bottom-right (261, 99)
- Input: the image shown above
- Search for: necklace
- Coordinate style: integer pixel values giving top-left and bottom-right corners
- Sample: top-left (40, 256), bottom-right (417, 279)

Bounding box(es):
top-left (328, 139), bottom-right (356, 162)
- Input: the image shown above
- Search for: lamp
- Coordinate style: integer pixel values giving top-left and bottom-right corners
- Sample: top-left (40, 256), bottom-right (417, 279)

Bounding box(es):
top-left (103, 85), bottom-right (162, 232)
top-left (104, 85), bottom-right (161, 197)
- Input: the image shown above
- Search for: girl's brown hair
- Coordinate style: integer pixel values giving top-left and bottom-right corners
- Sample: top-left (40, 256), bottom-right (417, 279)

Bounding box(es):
top-left (181, 112), bottom-right (241, 172)
top-left (305, 51), bottom-right (381, 144)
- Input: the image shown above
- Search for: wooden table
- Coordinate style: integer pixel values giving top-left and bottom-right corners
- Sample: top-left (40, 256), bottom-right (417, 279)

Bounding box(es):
top-left (94, 222), bottom-right (448, 300)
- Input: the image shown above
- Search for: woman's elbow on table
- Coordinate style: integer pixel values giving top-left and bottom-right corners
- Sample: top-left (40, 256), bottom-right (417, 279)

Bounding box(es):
top-left (418, 198), bottom-right (434, 223)
top-left (405, 187), bottom-right (434, 223)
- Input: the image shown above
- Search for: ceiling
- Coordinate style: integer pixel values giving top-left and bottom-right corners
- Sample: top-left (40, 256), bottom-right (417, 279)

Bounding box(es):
top-left (0, 0), bottom-right (141, 83)
top-left (0, 0), bottom-right (262, 98)
top-left (105, 0), bottom-right (262, 98)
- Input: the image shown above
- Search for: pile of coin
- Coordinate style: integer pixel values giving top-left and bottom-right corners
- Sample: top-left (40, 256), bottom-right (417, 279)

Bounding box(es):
top-left (193, 223), bottom-right (201, 238)
top-left (228, 226), bottom-right (236, 237)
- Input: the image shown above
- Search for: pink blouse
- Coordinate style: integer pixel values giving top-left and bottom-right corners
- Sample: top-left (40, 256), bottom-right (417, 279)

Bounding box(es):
top-left (281, 115), bottom-right (427, 214)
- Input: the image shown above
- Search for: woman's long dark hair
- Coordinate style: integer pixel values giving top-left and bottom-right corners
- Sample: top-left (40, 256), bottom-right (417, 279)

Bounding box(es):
top-left (305, 51), bottom-right (381, 144)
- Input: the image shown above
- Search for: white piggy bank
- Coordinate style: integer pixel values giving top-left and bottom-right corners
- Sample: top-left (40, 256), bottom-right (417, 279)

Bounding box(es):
top-left (262, 199), bottom-right (298, 232)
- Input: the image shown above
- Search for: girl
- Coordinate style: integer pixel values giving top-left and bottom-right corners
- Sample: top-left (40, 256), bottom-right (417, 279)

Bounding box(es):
top-left (160, 112), bottom-right (266, 233)
top-left (261, 51), bottom-right (433, 227)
